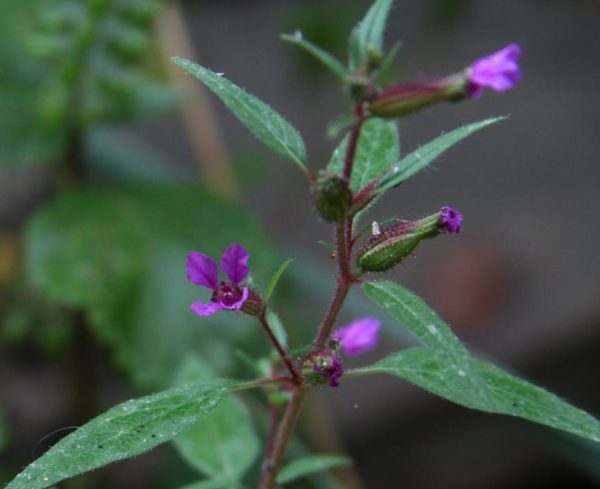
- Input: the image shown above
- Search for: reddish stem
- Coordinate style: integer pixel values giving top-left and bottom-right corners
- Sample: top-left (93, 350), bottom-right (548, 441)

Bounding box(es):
top-left (259, 309), bottom-right (301, 384)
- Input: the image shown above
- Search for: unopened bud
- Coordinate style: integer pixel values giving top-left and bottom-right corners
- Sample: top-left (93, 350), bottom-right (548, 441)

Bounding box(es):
top-left (367, 75), bottom-right (468, 118)
top-left (356, 207), bottom-right (463, 272)
top-left (311, 172), bottom-right (353, 222)
top-left (240, 288), bottom-right (265, 317)
top-left (304, 349), bottom-right (344, 388)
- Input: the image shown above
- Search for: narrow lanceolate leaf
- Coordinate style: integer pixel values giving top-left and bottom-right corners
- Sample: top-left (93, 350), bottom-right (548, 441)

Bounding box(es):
top-left (363, 280), bottom-right (495, 408)
top-left (173, 359), bottom-right (259, 483)
top-left (328, 118), bottom-right (399, 192)
top-left (267, 311), bottom-right (288, 350)
top-left (375, 117), bottom-right (505, 194)
top-left (265, 258), bottom-right (296, 302)
top-left (355, 347), bottom-right (600, 442)
top-left (172, 57), bottom-right (307, 170)
top-left (277, 454), bottom-right (353, 484)
top-left (350, 0), bottom-right (394, 70)
top-left (6, 380), bottom-right (235, 489)
top-left (280, 33), bottom-right (347, 80)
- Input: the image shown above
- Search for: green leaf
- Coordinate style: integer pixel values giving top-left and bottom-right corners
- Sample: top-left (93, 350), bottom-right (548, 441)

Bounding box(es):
top-left (265, 258), bottom-right (296, 302)
top-left (375, 117), bottom-right (505, 194)
top-left (172, 57), bottom-right (308, 170)
top-left (178, 481), bottom-right (239, 489)
top-left (373, 40), bottom-right (402, 83)
top-left (363, 280), bottom-right (494, 407)
top-left (277, 454), bottom-right (352, 484)
top-left (280, 32), bottom-right (347, 80)
top-left (173, 358), bottom-right (260, 483)
top-left (349, 0), bottom-right (394, 71)
top-left (6, 379), bottom-right (235, 489)
top-left (267, 311), bottom-right (288, 350)
top-left (328, 118), bottom-right (399, 192)
top-left (355, 347), bottom-right (600, 442)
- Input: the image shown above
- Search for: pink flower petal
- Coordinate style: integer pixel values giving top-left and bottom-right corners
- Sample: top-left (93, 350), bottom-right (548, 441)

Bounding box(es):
top-left (469, 43), bottom-right (522, 95)
top-left (187, 251), bottom-right (219, 290)
top-left (191, 301), bottom-right (224, 316)
top-left (221, 243), bottom-right (250, 286)
top-left (334, 317), bottom-right (381, 356)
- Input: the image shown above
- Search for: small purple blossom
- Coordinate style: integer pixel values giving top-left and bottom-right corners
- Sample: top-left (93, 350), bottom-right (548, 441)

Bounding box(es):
top-left (312, 352), bottom-right (345, 388)
top-left (439, 206), bottom-right (463, 234)
top-left (468, 43), bottom-right (522, 97)
top-left (333, 317), bottom-right (381, 356)
top-left (186, 243), bottom-right (250, 316)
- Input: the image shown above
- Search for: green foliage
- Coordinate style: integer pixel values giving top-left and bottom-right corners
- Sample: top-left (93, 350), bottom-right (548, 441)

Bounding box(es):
top-left (172, 57), bottom-right (308, 172)
top-left (265, 258), bottom-right (296, 303)
top-left (280, 33), bottom-right (347, 80)
top-left (0, 0), bottom-right (173, 167)
top-left (374, 117), bottom-right (504, 195)
top-left (349, 0), bottom-right (394, 72)
top-left (24, 185), bottom-right (279, 388)
top-left (328, 118), bottom-right (400, 192)
top-left (173, 358), bottom-right (260, 484)
top-left (277, 454), bottom-right (352, 484)
top-left (6, 379), bottom-right (235, 489)
top-left (0, 0), bottom-right (59, 166)
top-left (179, 481), bottom-right (239, 489)
top-left (361, 281), bottom-right (600, 442)
top-left (363, 281), bottom-right (492, 405)
top-left (267, 311), bottom-right (288, 350)
top-left (33, 0), bottom-right (172, 125)
top-left (356, 347), bottom-right (600, 442)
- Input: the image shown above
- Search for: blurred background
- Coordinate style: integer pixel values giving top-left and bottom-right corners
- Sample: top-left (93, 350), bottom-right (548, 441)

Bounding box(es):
top-left (1, 0), bottom-right (599, 488)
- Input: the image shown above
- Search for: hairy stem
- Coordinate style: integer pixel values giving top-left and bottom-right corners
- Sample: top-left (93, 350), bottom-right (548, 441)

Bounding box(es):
top-left (258, 104), bottom-right (364, 488)
top-left (259, 309), bottom-right (301, 384)
top-left (259, 388), bottom-right (307, 489)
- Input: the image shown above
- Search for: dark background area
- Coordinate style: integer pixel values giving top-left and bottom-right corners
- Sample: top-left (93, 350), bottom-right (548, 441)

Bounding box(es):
top-left (1, 1), bottom-right (599, 488)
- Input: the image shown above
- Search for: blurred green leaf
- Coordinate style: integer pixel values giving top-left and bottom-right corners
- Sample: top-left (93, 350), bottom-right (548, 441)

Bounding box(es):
top-left (265, 258), bottom-right (296, 303)
top-left (178, 481), bottom-right (239, 489)
top-left (172, 57), bottom-right (308, 172)
top-left (173, 357), bottom-right (260, 483)
top-left (280, 33), bottom-right (347, 80)
top-left (25, 185), bottom-right (279, 388)
top-left (349, 0), bottom-right (394, 71)
top-left (328, 118), bottom-right (399, 192)
top-left (354, 347), bottom-right (600, 443)
top-left (6, 379), bottom-right (236, 489)
top-left (277, 454), bottom-right (352, 484)
top-left (267, 311), bottom-right (288, 350)
top-left (363, 280), bottom-right (492, 406)
top-left (374, 117), bottom-right (504, 195)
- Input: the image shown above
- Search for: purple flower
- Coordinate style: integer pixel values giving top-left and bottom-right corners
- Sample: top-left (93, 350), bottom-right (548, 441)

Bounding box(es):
top-left (468, 44), bottom-right (522, 97)
top-left (186, 243), bottom-right (250, 316)
top-left (333, 317), bottom-right (381, 356)
top-left (439, 206), bottom-right (463, 234)
top-left (312, 352), bottom-right (345, 388)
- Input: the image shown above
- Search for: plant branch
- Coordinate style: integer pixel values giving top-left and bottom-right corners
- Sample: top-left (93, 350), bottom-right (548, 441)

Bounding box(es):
top-left (259, 387), bottom-right (307, 489)
top-left (259, 309), bottom-right (301, 384)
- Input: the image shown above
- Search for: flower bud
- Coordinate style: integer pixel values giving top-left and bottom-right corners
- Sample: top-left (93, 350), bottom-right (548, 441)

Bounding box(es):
top-left (367, 75), bottom-right (468, 118)
top-left (304, 349), bottom-right (344, 388)
top-left (311, 172), bottom-right (353, 222)
top-left (240, 288), bottom-right (265, 317)
top-left (356, 207), bottom-right (463, 272)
